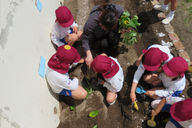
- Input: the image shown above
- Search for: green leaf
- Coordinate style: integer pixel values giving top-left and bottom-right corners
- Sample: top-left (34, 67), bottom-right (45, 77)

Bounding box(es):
top-left (70, 106), bottom-right (75, 111)
top-left (93, 125), bottom-right (98, 128)
top-left (89, 110), bottom-right (99, 118)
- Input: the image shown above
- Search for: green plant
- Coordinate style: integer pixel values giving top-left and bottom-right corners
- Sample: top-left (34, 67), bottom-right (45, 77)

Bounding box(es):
top-left (93, 124), bottom-right (98, 128)
top-left (119, 11), bottom-right (141, 45)
top-left (70, 106), bottom-right (75, 111)
top-left (89, 110), bottom-right (99, 118)
top-left (85, 87), bottom-right (93, 98)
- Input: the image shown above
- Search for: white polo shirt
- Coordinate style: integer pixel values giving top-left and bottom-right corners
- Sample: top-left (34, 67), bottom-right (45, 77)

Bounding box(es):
top-left (51, 21), bottom-right (78, 47)
top-left (155, 73), bottom-right (186, 97)
top-left (103, 57), bottom-right (124, 93)
top-left (133, 44), bottom-right (173, 84)
top-left (46, 67), bottom-right (79, 93)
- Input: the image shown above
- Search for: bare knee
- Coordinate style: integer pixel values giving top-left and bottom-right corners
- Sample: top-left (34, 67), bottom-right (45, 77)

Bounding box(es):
top-left (79, 90), bottom-right (88, 99)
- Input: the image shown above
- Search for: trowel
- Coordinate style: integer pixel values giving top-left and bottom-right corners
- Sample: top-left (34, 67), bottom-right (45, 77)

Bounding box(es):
top-left (136, 86), bottom-right (146, 94)
top-left (147, 116), bottom-right (156, 127)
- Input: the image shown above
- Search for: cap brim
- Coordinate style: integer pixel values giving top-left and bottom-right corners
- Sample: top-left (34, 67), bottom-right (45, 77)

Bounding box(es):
top-left (58, 16), bottom-right (74, 28)
top-left (162, 64), bottom-right (177, 77)
top-left (143, 63), bottom-right (160, 71)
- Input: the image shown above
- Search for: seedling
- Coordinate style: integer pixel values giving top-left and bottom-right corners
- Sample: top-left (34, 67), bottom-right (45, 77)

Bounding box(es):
top-left (89, 110), bottom-right (99, 118)
top-left (70, 106), bottom-right (75, 111)
top-left (85, 87), bottom-right (93, 98)
top-left (93, 124), bottom-right (98, 128)
top-left (119, 11), bottom-right (141, 45)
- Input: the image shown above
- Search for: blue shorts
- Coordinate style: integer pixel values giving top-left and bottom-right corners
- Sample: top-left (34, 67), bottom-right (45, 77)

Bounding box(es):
top-left (59, 89), bottom-right (72, 96)
top-left (162, 91), bottom-right (182, 112)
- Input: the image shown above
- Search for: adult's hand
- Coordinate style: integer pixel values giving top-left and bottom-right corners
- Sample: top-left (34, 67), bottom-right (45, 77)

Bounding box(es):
top-left (85, 50), bottom-right (93, 68)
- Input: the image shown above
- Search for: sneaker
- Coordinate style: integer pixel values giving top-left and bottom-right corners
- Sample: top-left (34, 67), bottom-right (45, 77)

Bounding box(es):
top-left (154, 5), bottom-right (168, 12)
top-left (162, 16), bottom-right (174, 24)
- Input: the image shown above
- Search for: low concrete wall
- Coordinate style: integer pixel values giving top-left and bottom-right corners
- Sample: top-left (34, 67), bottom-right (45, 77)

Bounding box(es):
top-left (0, 0), bottom-right (62, 127)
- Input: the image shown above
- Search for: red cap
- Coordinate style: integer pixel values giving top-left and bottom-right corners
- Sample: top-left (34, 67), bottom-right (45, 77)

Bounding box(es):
top-left (55, 6), bottom-right (74, 27)
top-left (170, 98), bottom-right (192, 121)
top-left (142, 48), bottom-right (168, 71)
top-left (48, 45), bottom-right (80, 74)
top-left (162, 57), bottom-right (188, 77)
top-left (91, 55), bottom-right (119, 79)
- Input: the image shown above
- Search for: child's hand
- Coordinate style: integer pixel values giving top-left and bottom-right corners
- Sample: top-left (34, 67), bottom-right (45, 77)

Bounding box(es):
top-left (78, 58), bottom-right (85, 64)
top-left (72, 26), bottom-right (78, 33)
top-left (130, 92), bottom-right (136, 102)
top-left (145, 90), bottom-right (155, 96)
top-left (151, 109), bottom-right (158, 117)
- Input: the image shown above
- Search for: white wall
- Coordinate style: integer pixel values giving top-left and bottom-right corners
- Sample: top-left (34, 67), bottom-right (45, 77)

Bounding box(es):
top-left (0, 0), bottom-right (62, 127)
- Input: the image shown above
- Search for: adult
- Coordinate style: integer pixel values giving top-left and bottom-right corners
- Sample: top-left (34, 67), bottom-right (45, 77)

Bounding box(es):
top-left (82, 4), bottom-right (124, 68)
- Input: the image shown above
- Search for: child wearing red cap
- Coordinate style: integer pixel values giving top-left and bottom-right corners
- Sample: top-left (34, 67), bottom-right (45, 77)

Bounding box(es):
top-left (46, 45), bottom-right (87, 100)
top-left (51, 6), bottom-right (82, 47)
top-left (91, 53), bottom-right (124, 105)
top-left (130, 44), bottom-right (173, 102)
top-left (145, 56), bottom-right (188, 99)
top-left (151, 98), bottom-right (192, 128)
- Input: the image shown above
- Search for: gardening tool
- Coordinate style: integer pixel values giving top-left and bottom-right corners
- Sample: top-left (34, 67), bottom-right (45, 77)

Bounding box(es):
top-left (147, 116), bottom-right (156, 127)
top-left (133, 101), bottom-right (139, 111)
top-left (136, 86), bottom-right (146, 94)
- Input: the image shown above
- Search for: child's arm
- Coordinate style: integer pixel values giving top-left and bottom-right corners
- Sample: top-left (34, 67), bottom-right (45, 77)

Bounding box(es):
top-left (135, 53), bottom-right (144, 66)
top-left (151, 98), bottom-right (166, 117)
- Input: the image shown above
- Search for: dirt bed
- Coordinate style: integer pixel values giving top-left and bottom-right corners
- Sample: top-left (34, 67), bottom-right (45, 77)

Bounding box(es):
top-left (56, 0), bottom-right (191, 128)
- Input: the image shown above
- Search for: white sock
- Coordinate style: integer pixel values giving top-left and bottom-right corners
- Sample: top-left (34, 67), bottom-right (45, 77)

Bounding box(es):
top-left (167, 11), bottom-right (175, 18)
top-left (162, 4), bottom-right (168, 10)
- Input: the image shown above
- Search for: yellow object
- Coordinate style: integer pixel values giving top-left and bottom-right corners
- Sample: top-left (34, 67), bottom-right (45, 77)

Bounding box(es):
top-left (64, 45), bottom-right (71, 50)
top-left (134, 101), bottom-right (139, 111)
top-left (147, 116), bottom-right (156, 127)
top-left (188, 65), bottom-right (192, 72)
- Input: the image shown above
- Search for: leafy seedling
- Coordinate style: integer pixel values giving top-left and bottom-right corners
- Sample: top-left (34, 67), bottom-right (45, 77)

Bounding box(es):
top-left (89, 110), bottom-right (99, 118)
top-left (85, 87), bottom-right (93, 98)
top-left (119, 11), bottom-right (141, 45)
top-left (70, 106), bottom-right (75, 111)
top-left (93, 124), bottom-right (98, 128)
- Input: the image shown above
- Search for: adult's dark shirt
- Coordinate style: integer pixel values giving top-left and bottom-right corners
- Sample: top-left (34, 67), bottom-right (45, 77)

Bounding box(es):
top-left (82, 4), bottom-right (124, 52)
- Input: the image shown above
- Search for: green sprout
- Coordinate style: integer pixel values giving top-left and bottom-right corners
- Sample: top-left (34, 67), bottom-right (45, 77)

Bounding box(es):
top-left (119, 11), bottom-right (141, 45)
top-left (70, 106), bottom-right (75, 111)
top-left (93, 124), bottom-right (98, 128)
top-left (89, 110), bottom-right (99, 118)
top-left (85, 87), bottom-right (93, 98)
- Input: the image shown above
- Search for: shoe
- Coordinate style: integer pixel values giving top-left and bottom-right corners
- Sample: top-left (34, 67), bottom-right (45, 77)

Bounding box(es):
top-left (162, 16), bottom-right (174, 24)
top-left (108, 94), bottom-right (118, 105)
top-left (154, 5), bottom-right (168, 12)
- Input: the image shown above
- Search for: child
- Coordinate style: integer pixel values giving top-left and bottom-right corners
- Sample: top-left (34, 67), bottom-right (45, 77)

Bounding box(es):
top-left (145, 56), bottom-right (188, 99)
top-left (91, 53), bottom-right (124, 105)
top-left (151, 98), bottom-right (192, 128)
top-left (154, 0), bottom-right (177, 24)
top-left (130, 44), bottom-right (173, 102)
top-left (51, 6), bottom-right (82, 47)
top-left (46, 45), bottom-right (87, 100)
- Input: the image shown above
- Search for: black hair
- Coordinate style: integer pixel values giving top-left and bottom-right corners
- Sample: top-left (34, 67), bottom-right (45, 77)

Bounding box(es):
top-left (99, 4), bottom-right (118, 30)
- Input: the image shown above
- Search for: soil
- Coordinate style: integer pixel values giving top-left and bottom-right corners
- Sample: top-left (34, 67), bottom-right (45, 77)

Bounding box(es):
top-left (171, 0), bottom-right (192, 60)
top-left (56, 0), bottom-right (192, 128)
